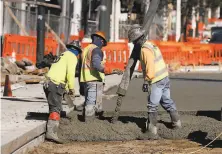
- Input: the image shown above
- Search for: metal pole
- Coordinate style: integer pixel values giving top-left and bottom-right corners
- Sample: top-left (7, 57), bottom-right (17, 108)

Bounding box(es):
top-left (71, 0), bottom-right (82, 36)
top-left (176, 0), bottom-right (181, 41)
top-left (47, 9), bottom-right (50, 37)
top-left (88, 0), bottom-right (91, 19)
top-left (163, 4), bottom-right (168, 41)
top-left (99, 0), bottom-right (111, 41)
top-left (27, 4), bottom-right (31, 35)
top-left (20, 1), bottom-right (26, 35)
top-left (36, 0), bottom-right (46, 64)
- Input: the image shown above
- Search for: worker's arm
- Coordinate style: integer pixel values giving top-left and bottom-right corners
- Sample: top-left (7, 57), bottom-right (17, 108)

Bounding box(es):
top-left (141, 48), bottom-right (155, 81)
top-left (66, 53), bottom-right (77, 90)
top-left (91, 47), bottom-right (105, 73)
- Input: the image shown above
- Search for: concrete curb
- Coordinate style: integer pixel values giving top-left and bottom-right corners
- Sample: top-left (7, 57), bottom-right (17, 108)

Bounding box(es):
top-left (1, 123), bottom-right (46, 154)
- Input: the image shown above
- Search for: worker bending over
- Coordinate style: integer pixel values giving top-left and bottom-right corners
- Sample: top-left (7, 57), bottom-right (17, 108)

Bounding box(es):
top-left (43, 41), bottom-right (82, 143)
top-left (81, 31), bottom-right (122, 121)
top-left (128, 25), bottom-right (181, 135)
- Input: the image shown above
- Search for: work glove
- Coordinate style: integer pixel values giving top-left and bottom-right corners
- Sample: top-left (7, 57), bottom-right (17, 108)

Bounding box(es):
top-left (68, 89), bottom-right (75, 101)
top-left (43, 77), bottom-right (50, 90)
top-left (112, 69), bottom-right (123, 75)
top-left (142, 81), bottom-right (152, 95)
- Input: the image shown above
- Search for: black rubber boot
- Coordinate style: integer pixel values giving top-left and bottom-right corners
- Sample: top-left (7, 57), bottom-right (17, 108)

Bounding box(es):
top-left (146, 112), bottom-right (158, 135)
top-left (140, 112), bottom-right (159, 140)
top-left (46, 120), bottom-right (64, 144)
top-left (169, 111), bottom-right (182, 129)
top-left (84, 105), bottom-right (96, 122)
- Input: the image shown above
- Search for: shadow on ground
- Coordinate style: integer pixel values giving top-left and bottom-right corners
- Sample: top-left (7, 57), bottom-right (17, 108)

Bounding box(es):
top-left (25, 111), bottom-right (68, 121)
top-left (1, 97), bottom-right (47, 103)
top-left (188, 131), bottom-right (222, 148)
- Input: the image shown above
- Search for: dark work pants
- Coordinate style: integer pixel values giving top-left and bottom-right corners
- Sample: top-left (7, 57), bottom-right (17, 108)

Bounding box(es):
top-left (43, 81), bottom-right (65, 114)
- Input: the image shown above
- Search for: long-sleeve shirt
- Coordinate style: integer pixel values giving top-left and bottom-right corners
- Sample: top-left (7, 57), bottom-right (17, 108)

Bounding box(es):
top-left (91, 47), bottom-right (105, 73)
top-left (140, 47), bottom-right (155, 81)
top-left (47, 51), bottom-right (77, 90)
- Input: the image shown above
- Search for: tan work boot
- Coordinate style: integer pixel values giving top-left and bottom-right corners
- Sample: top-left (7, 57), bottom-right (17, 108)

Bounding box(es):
top-left (46, 120), bottom-right (64, 144)
top-left (169, 111), bottom-right (182, 129)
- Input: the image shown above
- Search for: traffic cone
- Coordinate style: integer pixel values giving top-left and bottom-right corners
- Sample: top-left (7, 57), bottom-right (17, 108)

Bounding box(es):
top-left (3, 75), bottom-right (12, 97)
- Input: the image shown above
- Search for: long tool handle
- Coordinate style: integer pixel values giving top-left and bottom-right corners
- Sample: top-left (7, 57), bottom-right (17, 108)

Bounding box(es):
top-left (111, 46), bottom-right (139, 123)
top-left (142, 0), bottom-right (160, 37)
top-left (111, 0), bottom-right (160, 123)
top-left (45, 22), bottom-right (67, 50)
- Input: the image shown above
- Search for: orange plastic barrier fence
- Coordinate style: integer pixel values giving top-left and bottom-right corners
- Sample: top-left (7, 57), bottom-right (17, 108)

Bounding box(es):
top-left (80, 42), bottom-right (129, 74)
top-left (186, 37), bottom-right (201, 43)
top-left (212, 44), bottom-right (222, 63)
top-left (3, 34), bottom-right (58, 63)
top-left (137, 42), bottom-right (222, 72)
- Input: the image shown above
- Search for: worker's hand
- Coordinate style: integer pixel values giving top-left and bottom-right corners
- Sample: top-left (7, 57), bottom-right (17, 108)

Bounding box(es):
top-left (68, 89), bottom-right (75, 101)
top-left (142, 81), bottom-right (151, 94)
top-left (112, 69), bottom-right (123, 75)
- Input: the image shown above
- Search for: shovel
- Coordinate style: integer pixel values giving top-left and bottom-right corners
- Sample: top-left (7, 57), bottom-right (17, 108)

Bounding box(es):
top-left (63, 93), bottom-right (75, 108)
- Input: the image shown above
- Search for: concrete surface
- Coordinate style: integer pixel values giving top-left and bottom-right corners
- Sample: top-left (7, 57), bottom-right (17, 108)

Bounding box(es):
top-left (1, 74), bottom-right (124, 154)
top-left (103, 73), bottom-right (222, 112)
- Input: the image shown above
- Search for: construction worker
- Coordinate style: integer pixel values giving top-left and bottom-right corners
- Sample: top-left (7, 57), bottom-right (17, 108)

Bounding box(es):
top-left (128, 25), bottom-right (181, 136)
top-left (80, 31), bottom-right (122, 121)
top-left (43, 41), bottom-right (82, 143)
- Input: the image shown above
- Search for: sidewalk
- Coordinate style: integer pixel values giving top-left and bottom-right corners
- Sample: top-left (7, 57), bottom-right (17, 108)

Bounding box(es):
top-left (1, 74), bottom-right (126, 154)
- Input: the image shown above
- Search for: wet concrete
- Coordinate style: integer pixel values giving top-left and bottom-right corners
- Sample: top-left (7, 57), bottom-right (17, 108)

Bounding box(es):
top-left (58, 111), bottom-right (222, 142)
top-left (58, 74), bottom-right (222, 142)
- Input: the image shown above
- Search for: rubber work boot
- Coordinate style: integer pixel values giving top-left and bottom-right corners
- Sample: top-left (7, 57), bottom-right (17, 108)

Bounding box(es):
top-left (146, 112), bottom-right (158, 135)
top-left (84, 105), bottom-right (96, 122)
top-left (169, 110), bottom-right (182, 129)
top-left (46, 112), bottom-right (64, 144)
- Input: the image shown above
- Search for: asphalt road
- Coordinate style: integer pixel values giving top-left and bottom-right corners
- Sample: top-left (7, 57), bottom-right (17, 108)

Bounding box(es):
top-left (103, 73), bottom-right (222, 112)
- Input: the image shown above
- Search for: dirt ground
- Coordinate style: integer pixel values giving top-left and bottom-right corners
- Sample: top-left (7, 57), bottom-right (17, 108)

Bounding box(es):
top-left (29, 140), bottom-right (222, 154)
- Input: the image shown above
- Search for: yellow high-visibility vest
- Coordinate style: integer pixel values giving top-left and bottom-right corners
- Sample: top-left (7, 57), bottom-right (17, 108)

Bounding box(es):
top-left (141, 41), bottom-right (168, 83)
top-left (80, 44), bottom-right (105, 83)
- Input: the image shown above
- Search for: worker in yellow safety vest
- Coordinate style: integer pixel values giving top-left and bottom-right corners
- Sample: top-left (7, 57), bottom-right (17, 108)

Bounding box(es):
top-left (43, 41), bottom-right (82, 143)
top-left (80, 31), bottom-right (122, 122)
top-left (128, 25), bottom-right (181, 136)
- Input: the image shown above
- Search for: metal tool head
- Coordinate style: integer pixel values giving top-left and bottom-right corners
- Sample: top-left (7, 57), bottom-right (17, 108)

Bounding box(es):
top-left (128, 24), bottom-right (146, 43)
top-left (63, 94), bottom-right (74, 108)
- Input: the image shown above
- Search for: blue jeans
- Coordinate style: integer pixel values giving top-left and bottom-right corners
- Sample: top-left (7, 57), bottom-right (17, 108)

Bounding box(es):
top-left (148, 76), bottom-right (177, 112)
top-left (84, 81), bottom-right (103, 116)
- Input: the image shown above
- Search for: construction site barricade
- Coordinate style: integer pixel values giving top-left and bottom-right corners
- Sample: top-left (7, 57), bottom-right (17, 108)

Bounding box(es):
top-left (212, 44), bottom-right (222, 64)
top-left (137, 42), bottom-right (222, 72)
top-left (80, 42), bottom-right (129, 74)
top-left (70, 35), bottom-right (79, 41)
top-left (2, 34), bottom-right (58, 63)
top-left (180, 43), bottom-right (214, 65)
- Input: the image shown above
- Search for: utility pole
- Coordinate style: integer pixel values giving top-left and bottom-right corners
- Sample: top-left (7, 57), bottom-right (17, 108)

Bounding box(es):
top-left (176, 0), bottom-right (181, 42)
top-left (36, 0), bottom-right (46, 64)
